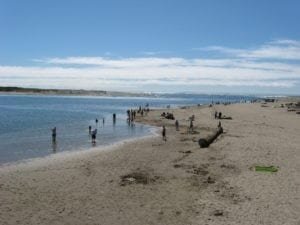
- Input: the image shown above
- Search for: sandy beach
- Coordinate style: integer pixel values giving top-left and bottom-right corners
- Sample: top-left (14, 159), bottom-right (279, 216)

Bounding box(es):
top-left (0, 100), bottom-right (300, 225)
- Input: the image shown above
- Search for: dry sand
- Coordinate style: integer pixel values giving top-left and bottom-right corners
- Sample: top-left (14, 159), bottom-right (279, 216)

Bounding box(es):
top-left (0, 100), bottom-right (300, 225)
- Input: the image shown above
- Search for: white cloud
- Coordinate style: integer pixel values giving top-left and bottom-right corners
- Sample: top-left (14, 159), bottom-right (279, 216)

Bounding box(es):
top-left (198, 39), bottom-right (300, 60)
top-left (1, 39), bottom-right (300, 93)
top-left (193, 46), bottom-right (245, 55)
top-left (35, 57), bottom-right (187, 68)
top-left (269, 39), bottom-right (300, 46)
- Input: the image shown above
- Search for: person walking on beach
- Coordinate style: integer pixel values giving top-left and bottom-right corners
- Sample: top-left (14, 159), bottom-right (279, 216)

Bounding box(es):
top-left (189, 120), bottom-right (194, 133)
top-left (175, 120), bottom-right (179, 131)
top-left (214, 111), bottom-right (218, 119)
top-left (162, 126), bottom-right (167, 141)
top-left (51, 127), bottom-right (56, 142)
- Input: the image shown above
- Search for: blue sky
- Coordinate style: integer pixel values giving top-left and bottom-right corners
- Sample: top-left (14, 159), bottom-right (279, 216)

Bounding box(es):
top-left (1, 0), bottom-right (300, 95)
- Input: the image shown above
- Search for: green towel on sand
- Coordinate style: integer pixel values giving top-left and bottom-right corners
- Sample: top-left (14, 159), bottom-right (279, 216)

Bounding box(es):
top-left (255, 166), bottom-right (278, 172)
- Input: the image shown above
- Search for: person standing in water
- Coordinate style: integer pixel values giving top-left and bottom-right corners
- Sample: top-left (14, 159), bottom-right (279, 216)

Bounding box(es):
top-left (91, 129), bottom-right (97, 144)
top-left (95, 118), bottom-right (98, 125)
top-left (162, 126), bottom-right (167, 141)
top-left (51, 127), bottom-right (56, 142)
top-left (88, 125), bottom-right (92, 134)
top-left (113, 114), bottom-right (116, 124)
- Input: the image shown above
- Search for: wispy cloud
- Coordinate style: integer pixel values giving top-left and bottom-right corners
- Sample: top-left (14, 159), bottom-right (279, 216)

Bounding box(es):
top-left (141, 51), bottom-right (160, 56)
top-left (240, 40), bottom-right (300, 60)
top-left (199, 39), bottom-right (300, 60)
top-left (35, 57), bottom-right (186, 67)
top-left (198, 39), bottom-right (300, 60)
top-left (140, 51), bottom-right (171, 56)
top-left (269, 39), bottom-right (300, 46)
top-left (193, 46), bottom-right (245, 55)
top-left (1, 39), bottom-right (300, 93)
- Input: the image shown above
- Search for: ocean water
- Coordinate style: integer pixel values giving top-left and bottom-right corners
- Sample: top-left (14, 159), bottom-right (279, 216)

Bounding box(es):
top-left (0, 94), bottom-right (254, 164)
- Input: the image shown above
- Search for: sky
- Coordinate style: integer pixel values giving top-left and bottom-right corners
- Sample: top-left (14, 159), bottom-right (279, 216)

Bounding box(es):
top-left (0, 0), bottom-right (300, 95)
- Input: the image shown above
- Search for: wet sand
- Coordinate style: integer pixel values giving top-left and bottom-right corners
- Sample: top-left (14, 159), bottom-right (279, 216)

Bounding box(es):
top-left (1, 100), bottom-right (300, 225)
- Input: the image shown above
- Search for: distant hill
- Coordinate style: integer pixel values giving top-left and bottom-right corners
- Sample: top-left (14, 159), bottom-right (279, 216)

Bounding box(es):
top-left (0, 86), bottom-right (155, 97)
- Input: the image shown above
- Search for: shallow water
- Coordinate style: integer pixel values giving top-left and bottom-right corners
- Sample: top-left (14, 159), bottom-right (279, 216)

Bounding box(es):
top-left (0, 94), bottom-right (254, 164)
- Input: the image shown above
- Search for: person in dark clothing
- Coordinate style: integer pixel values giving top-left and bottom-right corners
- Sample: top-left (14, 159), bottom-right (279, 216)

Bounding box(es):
top-left (214, 111), bottom-right (218, 119)
top-left (175, 120), bottom-right (179, 131)
top-left (189, 120), bottom-right (194, 133)
top-left (162, 126), bottom-right (167, 141)
top-left (51, 127), bottom-right (56, 142)
top-left (88, 125), bottom-right (92, 134)
top-left (91, 129), bottom-right (97, 144)
top-left (218, 112), bottom-right (222, 119)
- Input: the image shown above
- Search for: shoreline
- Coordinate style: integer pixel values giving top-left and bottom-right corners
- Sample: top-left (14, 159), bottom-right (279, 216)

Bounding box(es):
top-left (0, 92), bottom-right (159, 99)
top-left (0, 100), bottom-right (299, 225)
top-left (0, 125), bottom-right (160, 172)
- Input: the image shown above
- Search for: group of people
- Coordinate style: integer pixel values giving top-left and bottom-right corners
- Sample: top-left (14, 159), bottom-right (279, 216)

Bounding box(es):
top-left (89, 123), bottom-right (99, 144)
top-left (90, 116), bottom-right (112, 144)
top-left (160, 114), bottom-right (194, 141)
top-left (52, 103), bottom-right (223, 149)
top-left (161, 112), bottom-right (223, 142)
top-left (127, 109), bottom-right (136, 124)
top-left (50, 105), bottom-right (152, 146)
top-left (95, 118), bottom-right (105, 125)
top-left (51, 114), bottom-right (116, 145)
top-left (126, 105), bottom-right (150, 125)
top-left (214, 111), bottom-right (222, 119)
top-left (161, 112), bottom-right (175, 120)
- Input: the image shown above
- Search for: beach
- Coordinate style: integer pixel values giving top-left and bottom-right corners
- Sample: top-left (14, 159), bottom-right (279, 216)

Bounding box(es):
top-left (0, 100), bottom-right (299, 225)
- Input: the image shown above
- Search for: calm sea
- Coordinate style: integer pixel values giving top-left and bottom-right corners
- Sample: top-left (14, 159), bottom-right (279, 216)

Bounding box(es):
top-left (0, 94), bottom-right (254, 164)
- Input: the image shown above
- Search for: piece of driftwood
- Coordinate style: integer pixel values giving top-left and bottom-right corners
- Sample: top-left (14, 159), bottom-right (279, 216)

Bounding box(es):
top-left (198, 127), bottom-right (223, 148)
top-left (220, 116), bottom-right (232, 120)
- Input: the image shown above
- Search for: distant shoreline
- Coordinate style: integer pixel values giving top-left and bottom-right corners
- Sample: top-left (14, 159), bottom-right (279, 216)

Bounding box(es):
top-left (0, 86), bottom-right (155, 98)
top-left (1, 86), bottom-right (298, 99)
